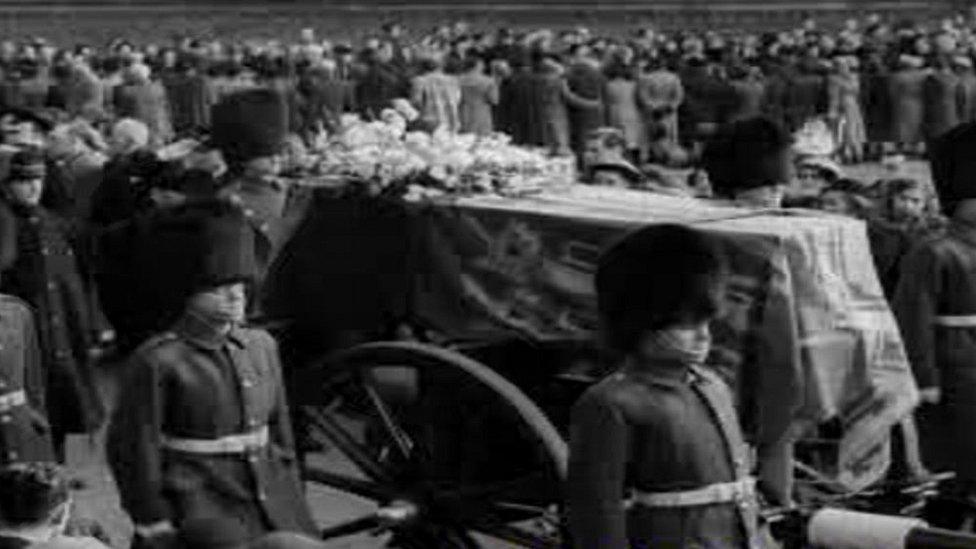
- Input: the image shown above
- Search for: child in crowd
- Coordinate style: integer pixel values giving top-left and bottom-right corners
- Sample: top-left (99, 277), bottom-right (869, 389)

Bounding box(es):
top-left (868, 178), bottom-right (946, 299)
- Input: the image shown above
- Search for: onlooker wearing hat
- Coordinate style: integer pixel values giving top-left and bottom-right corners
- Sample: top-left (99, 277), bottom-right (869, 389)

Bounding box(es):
top-left (106, 201), bottom-right (316, 548)
top-left (112, 64), bottom-right (174, 147)
top-left (701, 116), bottom-right (795, 209)
top-left (0, 463), bottom-right (110, 549)
top-left (924, 56), bottom-right (962, 142)
top-left (893, 122), bottom-right (976, 503)
top-left (0, 149), bottom-right (104, 463)
top-left (567, 224), bottom-right (763, 548)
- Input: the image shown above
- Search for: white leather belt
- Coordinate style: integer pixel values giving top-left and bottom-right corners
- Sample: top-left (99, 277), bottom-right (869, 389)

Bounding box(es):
top-left (627, 478), bottom-right (756, 509)
top-left (161, 426), bottom-right (269, 455)
top-left (935, 315), bottom-right (976, 328)
top-left (0, 390), bottom-right (26, 413)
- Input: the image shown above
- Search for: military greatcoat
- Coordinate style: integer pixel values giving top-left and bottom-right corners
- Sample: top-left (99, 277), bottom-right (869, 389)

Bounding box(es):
top-left (566, 362), bottom-right (761, 549)
top-left (893, 219), bottom-right (976, 484)
top-left (0, 201), bottom-right (104, 437)
top-left (0, 294), bottom-right (54, 464)
top-left (106, 314), bottom-right (316, 540)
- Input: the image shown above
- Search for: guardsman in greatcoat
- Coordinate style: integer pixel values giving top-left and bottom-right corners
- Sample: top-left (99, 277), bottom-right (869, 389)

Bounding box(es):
top-left (566, 224), bottom-right (762, 548)
top-left (893, 121), bottom-right (976, 502)
top-left (0, 148), bottom-right (104, 462)
top-left (0, 289), bottom-right (55, 466)
top-left (210, 89), bottom-right (296, 286)
top-left (106, 199), bottom-right (316, 549)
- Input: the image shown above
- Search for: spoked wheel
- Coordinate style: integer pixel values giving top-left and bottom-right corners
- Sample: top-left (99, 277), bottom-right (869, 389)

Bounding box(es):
top-left (299, 341), bottom-right (568, 548)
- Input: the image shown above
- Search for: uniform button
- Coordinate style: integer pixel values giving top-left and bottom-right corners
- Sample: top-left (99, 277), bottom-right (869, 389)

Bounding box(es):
top-left (258, 223), bottom-right (269, 233)
top-left (40, 248), bottom-right (50, 255)
top-left (6, 451), bottom-right (17, 461)
top-left (244, 208), bottom-right (255, 217)
top-left (47, 282), bottom-right (56, 290)
top-left (248, 455), bottom-right (259, 464)
top-left (257, 492), bottom-right (267, 502)
top-left (0, 381), bottom-right (6, 388)
top-left (248, 418), bottom-right (259, 427)
top-left (0, 415), bottom-right (11, 424)
top-left (242, 379), bottom-right (254, 388)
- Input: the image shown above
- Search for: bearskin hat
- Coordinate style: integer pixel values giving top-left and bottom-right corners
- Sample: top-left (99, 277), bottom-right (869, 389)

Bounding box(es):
top-left (595, 224), bottom-right (728, 352)
top-left (134, 199), bottom-right (257, 325)
top-left (701, 116), bottom-right (794, 198)
top-left (210, 88), bottom-right (289, 166)
top-left (929, 121), bottom-right (976, 216)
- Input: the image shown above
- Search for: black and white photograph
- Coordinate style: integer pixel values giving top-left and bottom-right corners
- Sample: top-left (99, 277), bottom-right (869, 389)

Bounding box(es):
top-left (3, 0), bottom-right (976, 547)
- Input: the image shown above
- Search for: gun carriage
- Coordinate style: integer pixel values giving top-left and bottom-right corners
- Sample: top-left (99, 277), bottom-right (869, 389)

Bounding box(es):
top-left (260, 183), bottom-right (976, 548)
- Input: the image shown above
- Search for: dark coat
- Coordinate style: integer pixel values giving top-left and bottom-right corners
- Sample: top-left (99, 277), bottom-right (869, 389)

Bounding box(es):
top-left (355, 62), bottom-right (408, 120)
top-left (785, 72), bottom-right (826, 132)
top-left (760, 65), bottom-right (792, 130)
top-left (958, 69), bottom-right (976, 124)
top-left (893, 220), bottom-right (976, 483)
top-left (498, 70), bottom-right (538, 145)
top-left (0, 293), bottom-right (55, 465)
top-left (567, 363), bottom-right (760, 548)
top-left (678, 65), bottom-right (726, 141)
top-left (106, 315), bottom-right (316, 539)
top-left (924, 70), bottom-right (963, 140)
top-left (863, 70), bottom-right (893, 143)
top-left (0, 200), bottom-right (14, 271)
top-left (724, 79), bottom-right (766, 124)
top-left (0, 202), bottom-right (104, 436)
top-left (164, 73), bottom-right (216, 134)
top-left (888, 69), bottom-right (928, 144)
top-left (297, 73), bottom-right (356, 133)
top-left (868, 217), bottom-right (945, 299)
top-left (565, 62), bottom-right (606, 152)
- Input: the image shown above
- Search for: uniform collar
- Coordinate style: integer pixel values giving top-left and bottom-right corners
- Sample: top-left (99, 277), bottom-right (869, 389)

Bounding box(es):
top-left (173, 312), bottom-right (246, 350)
top-left (621, 359), bottom-right (697, 388)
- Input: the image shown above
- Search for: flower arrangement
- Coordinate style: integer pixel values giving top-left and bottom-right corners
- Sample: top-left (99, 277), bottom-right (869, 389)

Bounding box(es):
top-left (306, 113), bottom-right (575, 200)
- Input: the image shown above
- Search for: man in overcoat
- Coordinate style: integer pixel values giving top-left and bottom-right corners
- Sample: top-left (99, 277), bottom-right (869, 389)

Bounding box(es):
top-left (0, 149), bottom-right (104, 461)
top-left (106, 200), bottom-right (316, 548)
top-left (893, 121), bottom-right (976, 500)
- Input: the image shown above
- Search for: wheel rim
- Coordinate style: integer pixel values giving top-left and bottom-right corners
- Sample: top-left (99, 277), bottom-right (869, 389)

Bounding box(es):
top-left (299, 341), bottom-right (567, 548)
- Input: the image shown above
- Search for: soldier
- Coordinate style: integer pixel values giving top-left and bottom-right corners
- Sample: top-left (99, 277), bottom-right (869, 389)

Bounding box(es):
top-left (210, 88), bottom-right (293, 282)
top-left (893, 121), bottom-right (976, 502)
top-left (0, 289), bottom-right (54, 466)
top-left (700, 116), bottom-right (795, 209)
top-left (106, 199), bottom-right (316, 549)
top-left (566, 224), bottom-right (762, 548)
top-left (0, 148), bottom-right (104, 462)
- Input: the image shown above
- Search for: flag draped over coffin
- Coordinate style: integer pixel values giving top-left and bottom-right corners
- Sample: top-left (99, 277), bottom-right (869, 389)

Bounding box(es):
top-left (407, 186), bottom-right (919, 498)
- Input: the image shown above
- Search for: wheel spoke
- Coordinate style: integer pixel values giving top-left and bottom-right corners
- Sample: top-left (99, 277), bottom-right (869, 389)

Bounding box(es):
top-left (451, 472), bottom-right (551, 502)
top-left (305, 406), bottom-right (393, 483)
top-left (468, 521), bottom-right (557, 549)
top-left (319, 515), bottom-right (380, 540)
top-left (363, 380), bottom-right (414, 459)
top-left (303, 466), bottom-right (390, 501)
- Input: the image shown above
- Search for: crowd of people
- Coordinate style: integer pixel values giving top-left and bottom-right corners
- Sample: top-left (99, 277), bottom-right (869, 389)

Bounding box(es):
top-left (2, 8), bottom-right (976, 549)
